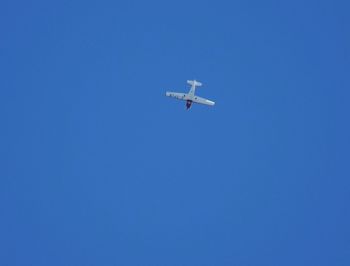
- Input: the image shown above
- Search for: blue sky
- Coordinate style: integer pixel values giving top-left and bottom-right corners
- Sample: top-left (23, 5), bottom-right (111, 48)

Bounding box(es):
top-left (1, 0), bottom-right (349, 265)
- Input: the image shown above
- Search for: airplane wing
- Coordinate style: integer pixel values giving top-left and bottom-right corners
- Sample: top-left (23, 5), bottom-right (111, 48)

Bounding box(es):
top-left (192, 96), bottom-right (215, 106)
top-left (166, 92), bottom-right (187, 101)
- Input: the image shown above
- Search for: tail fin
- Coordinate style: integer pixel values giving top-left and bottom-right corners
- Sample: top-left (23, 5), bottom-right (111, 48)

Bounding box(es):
top-left (187, 80), bottom-right (202, 88)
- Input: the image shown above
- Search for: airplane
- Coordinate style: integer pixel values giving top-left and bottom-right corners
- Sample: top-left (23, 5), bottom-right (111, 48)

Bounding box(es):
top-left (165, 80), bottom-right (215, 109)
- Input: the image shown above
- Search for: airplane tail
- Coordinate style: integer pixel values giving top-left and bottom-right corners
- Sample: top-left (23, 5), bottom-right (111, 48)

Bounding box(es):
top-left (187, 80), bottom-right (202, 88)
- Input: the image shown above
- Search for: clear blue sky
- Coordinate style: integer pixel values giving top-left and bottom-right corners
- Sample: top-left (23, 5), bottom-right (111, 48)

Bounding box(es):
top-left (1, 0), bottom-right (349, 265)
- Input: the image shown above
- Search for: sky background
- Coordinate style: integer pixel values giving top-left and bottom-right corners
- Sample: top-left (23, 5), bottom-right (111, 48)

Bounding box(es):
top-left (1, 0), bottom-right (350, 265)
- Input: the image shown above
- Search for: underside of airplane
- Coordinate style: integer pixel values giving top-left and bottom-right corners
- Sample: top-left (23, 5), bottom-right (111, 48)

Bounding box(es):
top-left (165, 80), bottom-right (215, 110)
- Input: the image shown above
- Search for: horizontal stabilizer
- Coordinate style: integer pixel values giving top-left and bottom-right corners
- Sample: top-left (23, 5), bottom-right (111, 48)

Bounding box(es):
top-left (187, 80), bottom-right (202, 87)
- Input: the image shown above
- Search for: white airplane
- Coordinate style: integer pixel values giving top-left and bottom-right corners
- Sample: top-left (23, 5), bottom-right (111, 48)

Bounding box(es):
top-left (166, 80), bottom-right (215, 109)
